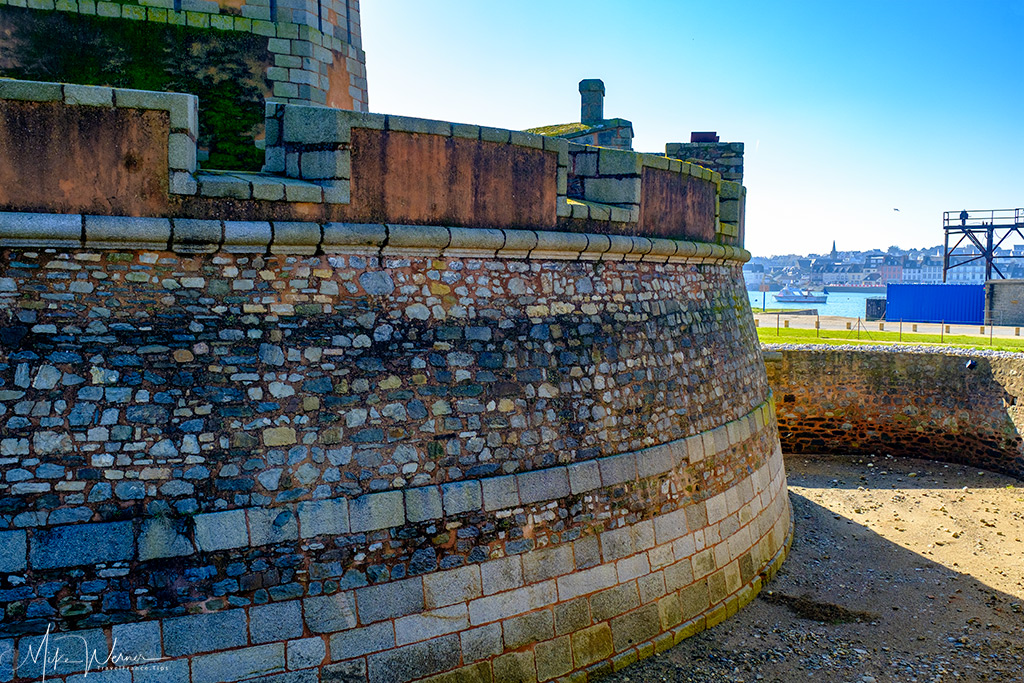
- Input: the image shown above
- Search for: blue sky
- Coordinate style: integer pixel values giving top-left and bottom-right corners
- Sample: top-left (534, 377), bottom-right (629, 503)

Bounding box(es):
top-left (361, 1), bottom-right (1023, 256)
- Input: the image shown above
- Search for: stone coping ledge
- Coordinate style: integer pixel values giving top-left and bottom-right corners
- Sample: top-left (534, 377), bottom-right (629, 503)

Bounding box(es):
top-left (174, 171), bottom-right (345, 204)
top-left (0, 212), bottom-right (752, 263)
top-left (0, 398), bottom-right (774, 573)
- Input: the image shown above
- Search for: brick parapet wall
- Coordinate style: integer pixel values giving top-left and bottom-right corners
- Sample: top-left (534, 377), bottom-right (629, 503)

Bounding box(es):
top-left (764, 346), bottom-right (1024, 479)
top-left (0, 0), bottom-right (368, 111)
top-left (0, 225), bottom-right (787, 681)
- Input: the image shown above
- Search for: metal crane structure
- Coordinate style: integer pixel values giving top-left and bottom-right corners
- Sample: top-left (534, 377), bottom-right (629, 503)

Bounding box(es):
top-left (943, 209), bottom-right (1024, 282)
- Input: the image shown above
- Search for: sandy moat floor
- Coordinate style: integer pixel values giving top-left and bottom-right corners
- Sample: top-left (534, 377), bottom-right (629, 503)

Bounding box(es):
top-left (605, 454), bottom-right (1024, 683)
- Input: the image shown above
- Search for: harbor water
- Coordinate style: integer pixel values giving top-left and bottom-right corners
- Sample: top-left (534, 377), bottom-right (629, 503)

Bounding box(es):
top-left (747, 290), bottom-right (883, 319)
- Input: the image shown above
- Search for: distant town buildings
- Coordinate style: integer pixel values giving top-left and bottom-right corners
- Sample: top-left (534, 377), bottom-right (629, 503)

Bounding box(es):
top-left (745, 243), bottom-right (1024, 289)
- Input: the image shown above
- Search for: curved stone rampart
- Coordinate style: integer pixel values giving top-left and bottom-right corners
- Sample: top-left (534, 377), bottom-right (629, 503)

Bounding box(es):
top-left (0, 80), bottom-right (786, 682)
top-left (765, 346), bottom-right (1024, 479)
top-left (0, 225), bottom-right (789, 682)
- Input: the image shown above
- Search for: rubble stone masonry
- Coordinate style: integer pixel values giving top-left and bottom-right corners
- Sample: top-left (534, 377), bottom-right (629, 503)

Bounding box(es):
top-left (765, 348), bottom-right (1024, 479)
top-left (0, 80), bottom-right (788, 683)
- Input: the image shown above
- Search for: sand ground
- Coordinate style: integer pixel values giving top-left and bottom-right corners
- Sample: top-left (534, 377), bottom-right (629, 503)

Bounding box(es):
top-left (605, 454), bottom-right (1024, 683)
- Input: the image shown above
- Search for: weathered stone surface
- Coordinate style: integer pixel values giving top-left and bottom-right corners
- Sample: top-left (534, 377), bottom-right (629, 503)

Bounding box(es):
top-left (298, 498), bottom-right (349, 537)
top-left (0, 530), bottom-right (27, 572)
top-left (163, 610), bottom-right (247, 656)
top-left (138, 517), bottom-right (194, 561)
top-left (366, 634), bottom-right (461, 683)
top-left (424, 565), bottom-right (481, 608)
top-left (251, 601), bottom-right (304, 644)
top-left (502, 609), bottom-right (553, 650)
top-left (405, 486), bottom-right (442, 523)
top-left (191, 643), bottom-right (285, 683)
top-left (356, 577), bottom-right (424, 624)
top-left (590, 583), bottom-right (641, 623)
top-left (111, 621), bottom-right (162, 661)
top-left (554, 597), bottom-right (591, 637)
top-left (442, 480), bottom-right (482, 516)
top-left (492, 650), bottom-right (537, 683)
top-left (193, 509), bottom-right (249, 552)
top-left (303, 592), bottom-right (357, 634)
top-left (610, 604), bottom-right (661, 652)
top-left (329, 620), bottom-right (395, 660)
top-left (535, 635), bottom-right (573, 681)
top-left (460, 623), bottom-right (503, 662)
top-left (349, 491), bottom-right (404, 532)
top-left (516, 467), bottom-right (569, 504)
top-left (767, 349), bottom-right (1024, 479)
top-left (395, 604), bottom-right (469, 646)
top-left (30, 521), bottom-right (133, 569)
top-left (287, 637), bottom-right (327, 670)
top-left (248, 507), bottom-right (299, 545)
top-left (571, 623), bottom-right (613, 668)
top-left (132, 660), bottom-right (190, 683)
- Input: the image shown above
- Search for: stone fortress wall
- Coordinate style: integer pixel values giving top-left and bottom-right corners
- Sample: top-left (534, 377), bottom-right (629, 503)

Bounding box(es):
top-left (0, 0), bottom-right (367, 168)
top-left (764, 348), bottom-right (1024, 479)
top-left (0, 78), bottom-right (790, 683)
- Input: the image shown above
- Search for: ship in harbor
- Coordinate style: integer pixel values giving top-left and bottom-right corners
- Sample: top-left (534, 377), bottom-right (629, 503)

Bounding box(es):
top-left (774, 284), bottom-right (829, 304)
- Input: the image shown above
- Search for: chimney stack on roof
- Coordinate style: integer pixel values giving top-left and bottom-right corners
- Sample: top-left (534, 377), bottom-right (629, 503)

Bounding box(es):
top-left (579, 79), bottom-right (605, 126)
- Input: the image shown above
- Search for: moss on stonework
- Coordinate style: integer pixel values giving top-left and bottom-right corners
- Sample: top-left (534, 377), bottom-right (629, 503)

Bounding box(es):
top-left (0, 5), bottom-right (271, 170)
top-left (525, 122), bottom-right (594, 137)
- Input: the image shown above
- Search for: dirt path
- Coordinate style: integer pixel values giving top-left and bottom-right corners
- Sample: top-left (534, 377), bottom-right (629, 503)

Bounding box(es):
top-left (606, 454), bottom-right (1024, 683)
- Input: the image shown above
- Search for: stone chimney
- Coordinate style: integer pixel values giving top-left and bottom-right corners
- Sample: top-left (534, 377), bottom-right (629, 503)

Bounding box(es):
top-left (579, 79), bottom-right (605, 126)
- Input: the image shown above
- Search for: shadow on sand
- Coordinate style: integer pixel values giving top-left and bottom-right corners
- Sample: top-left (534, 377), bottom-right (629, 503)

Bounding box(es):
top-left (603, 454), bottom-right (1024, 683)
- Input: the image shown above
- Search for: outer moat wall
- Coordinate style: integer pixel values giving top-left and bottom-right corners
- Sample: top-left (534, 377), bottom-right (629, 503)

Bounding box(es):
top-left (0, 80), bottom-right (789, 683)
top-left (765, 347), bottom-right (1024, 479)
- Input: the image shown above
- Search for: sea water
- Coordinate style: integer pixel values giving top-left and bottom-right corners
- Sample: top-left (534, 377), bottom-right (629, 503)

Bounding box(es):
top-left (746, 291), bottom-right (883, 319)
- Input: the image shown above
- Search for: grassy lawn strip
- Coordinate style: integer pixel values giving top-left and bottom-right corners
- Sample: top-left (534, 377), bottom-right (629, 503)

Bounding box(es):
top-left (756, 326), bottom-right (1024, 353)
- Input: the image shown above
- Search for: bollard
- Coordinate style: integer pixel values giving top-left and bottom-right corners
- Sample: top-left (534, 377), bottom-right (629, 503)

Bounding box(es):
top-left (945, 325), bottom-right (950, 333)
top-left (846, 322), bottom-right (851, 330)
top-left (980, 326), bottom-right (985, 334)
top-left (879, 323), bottom-right (884, 331)
top-left (912, 324), bottom-right (918, 332)
top-left (755, 319), bottom-right (759, 327)
top-left (1016, 327), bottom-right (1020, 337)
top-left (784, 320), bottom-right (789, 328)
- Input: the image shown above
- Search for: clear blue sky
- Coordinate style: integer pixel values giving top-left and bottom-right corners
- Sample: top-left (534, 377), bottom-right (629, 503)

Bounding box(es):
top-left (361, 1), bottom-right (1023, 257)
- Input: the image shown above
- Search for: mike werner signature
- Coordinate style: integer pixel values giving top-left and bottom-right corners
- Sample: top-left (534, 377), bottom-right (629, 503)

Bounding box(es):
top-left (0, 624), bottom-right (165, 682)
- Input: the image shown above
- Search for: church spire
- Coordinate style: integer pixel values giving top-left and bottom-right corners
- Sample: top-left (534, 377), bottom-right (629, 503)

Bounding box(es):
top-left (830, 240), bottom-right (838, 260)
